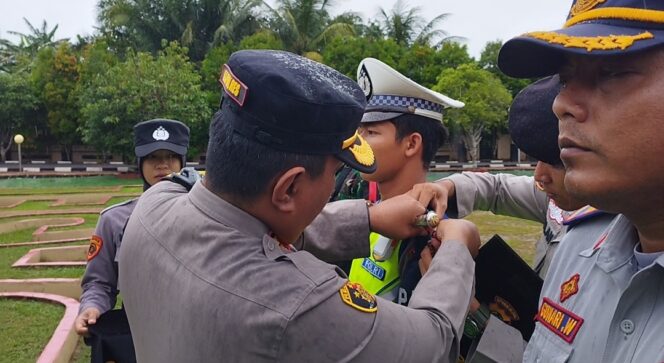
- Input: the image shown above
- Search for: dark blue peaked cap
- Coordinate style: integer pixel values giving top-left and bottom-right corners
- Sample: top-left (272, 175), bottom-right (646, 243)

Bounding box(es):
top-left (499, 0), bottom-right (664, 78)
top-left (508, 76), bottom-right (563, 166)
top-left (218, 50), bottom-right (376, 173)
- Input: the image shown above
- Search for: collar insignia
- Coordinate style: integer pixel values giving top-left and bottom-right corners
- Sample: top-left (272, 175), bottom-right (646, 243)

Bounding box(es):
top-left (152, 126), bottom-right (170, 141)
top-left (560, 273), bottom-right (580, 303)
top-left (536, 297), bottom-right (584, 343)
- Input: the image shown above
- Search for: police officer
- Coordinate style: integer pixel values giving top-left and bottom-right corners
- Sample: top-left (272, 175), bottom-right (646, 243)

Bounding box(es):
top-left (344, 57), bottom-right (464, 305)
top-left (496, 1), bottom-right (664, 361)
top-left (119, 50), bottom-right (480, 362)
top-left (75, 119), bottom-right (190, 360)
top-left (434, 76), bottom-right (601, 278)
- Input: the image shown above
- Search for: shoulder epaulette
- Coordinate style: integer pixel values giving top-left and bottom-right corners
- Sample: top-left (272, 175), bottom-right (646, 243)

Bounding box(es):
top-left (100, 198), bottom-right (138, 215)
top-left (563, 206), bottom-right (605, 227)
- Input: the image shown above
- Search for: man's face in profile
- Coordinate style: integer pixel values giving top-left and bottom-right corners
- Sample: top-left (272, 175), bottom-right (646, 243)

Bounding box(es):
top-left (553, 48), bottom-right (664, 213)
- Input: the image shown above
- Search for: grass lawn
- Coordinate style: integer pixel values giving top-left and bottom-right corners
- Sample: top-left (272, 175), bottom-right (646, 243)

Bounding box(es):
top-left (0, 298), bottom-right (65, 363)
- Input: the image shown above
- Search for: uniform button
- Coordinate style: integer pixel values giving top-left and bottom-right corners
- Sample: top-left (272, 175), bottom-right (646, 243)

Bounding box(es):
top-left (267, 241), bottom-right (275, 251)
top-left (619, 319), bottom-right (634, 335)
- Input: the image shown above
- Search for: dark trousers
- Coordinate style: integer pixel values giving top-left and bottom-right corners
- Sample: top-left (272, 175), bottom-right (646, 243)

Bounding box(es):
top-left (84, 309), bottom-right (136, 363)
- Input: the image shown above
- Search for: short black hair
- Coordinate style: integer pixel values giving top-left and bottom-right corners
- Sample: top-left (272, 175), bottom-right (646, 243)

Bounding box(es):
top-left (205, 111), bottom-right (327, 200)
top-left (389, 114), bottom-right (447, 169)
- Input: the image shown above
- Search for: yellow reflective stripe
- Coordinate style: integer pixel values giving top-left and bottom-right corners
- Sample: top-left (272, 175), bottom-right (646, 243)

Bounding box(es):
top-left (348, 232), bottom-right (402, 295)
top-left (565, 7), bottom-right (664, 28)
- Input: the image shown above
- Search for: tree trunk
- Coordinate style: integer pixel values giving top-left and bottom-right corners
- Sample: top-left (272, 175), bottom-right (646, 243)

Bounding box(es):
top-left (461, 125), bottom-right (483, 162)
top-left (0, 133), bottom-right (12, 162)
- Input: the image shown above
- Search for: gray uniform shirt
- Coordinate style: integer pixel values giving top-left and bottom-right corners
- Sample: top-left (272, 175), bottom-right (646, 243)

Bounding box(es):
top-left (444, 172), bottom-right (567, 277)
top-left (524, 214), bottom-right (664, 362)
top-left (79, 198), bottom-right (137, 313)
top-left (119, 181), bottom-right (475, 362)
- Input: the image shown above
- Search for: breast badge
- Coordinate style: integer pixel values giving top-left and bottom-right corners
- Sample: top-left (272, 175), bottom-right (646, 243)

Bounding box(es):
top-left (560, 274), bottom-right (580, 303)
top-left (339, 281), bottom-right (378, 313)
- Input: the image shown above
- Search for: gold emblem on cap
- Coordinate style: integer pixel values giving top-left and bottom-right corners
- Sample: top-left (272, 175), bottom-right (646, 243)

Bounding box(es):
top-left (525, 31), bottom-right (653, 51)
top-left (569, 0), bottom-right (606, 18)
top-left (342, 132), bottom-right (375, 167)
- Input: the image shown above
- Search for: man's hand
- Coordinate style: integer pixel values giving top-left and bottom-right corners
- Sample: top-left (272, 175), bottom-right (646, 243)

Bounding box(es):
top-left (407, 180), bottom-right (455, 218)
top-left (368, 193), bottom-right (427, 240)
top-left (436, 219), bottom-right (480, 258)
top-left (418, 219), bottom-right (480, 274)
top-left (75, 307), bottom-right (101, 336)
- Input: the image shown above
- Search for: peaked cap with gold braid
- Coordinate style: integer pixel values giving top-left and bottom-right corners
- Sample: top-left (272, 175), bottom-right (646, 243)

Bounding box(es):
top-left (498, 0), bottom-right (664, 78)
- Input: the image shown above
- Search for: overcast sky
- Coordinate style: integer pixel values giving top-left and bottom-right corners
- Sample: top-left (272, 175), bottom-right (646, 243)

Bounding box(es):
top-left (0, 0), bottom-right (571, 58)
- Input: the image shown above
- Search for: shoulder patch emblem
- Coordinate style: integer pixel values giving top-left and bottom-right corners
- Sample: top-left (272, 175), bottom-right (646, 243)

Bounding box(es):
top-left (339, 281), bottom-right (378, 313)
top-left (536, 297), bottom-right (584, 343)
top-left (560, 274), bottom-right (580, 303)
top-left (87, 235), bottom-right (103, 261)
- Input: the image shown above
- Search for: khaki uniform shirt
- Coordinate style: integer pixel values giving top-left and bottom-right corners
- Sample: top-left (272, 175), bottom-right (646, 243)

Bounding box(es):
top-left (444, 172), bottom-right (566, 277)
top-left (119, 181), bottom-right (475, 362)
top-left (524, 214), bottom-right (664, 362)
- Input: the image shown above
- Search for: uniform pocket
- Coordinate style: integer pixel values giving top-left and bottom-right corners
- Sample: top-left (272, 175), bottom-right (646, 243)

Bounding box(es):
top-left (523, 324), bottom-right (573, 363)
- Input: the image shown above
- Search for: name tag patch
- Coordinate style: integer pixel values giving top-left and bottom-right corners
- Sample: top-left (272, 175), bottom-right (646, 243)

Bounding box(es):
top-left (536, 297), bottom-right (584, 343)
top-left (219, 64), bottom-right (248, 106)
top-left (361, 258), bottom-right (386, 281)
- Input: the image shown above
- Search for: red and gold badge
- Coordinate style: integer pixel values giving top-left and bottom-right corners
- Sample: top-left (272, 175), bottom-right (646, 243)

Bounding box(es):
top-left (87, 235), bottom-right (103, 261)
top-left (560, 274), bottom-right (580, 303)
top-left (339, 281), bottom-right (378, 313)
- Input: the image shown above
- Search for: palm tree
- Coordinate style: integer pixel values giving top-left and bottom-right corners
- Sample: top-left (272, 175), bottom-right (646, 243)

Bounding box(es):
top-left (378, 0), bottom-right (460, 47)
top-left (265, 0), bottom-right (354, 57)
top-left (97, 0), bottom-right (264, 61)
top-left (0, 18), bottom-right (66, 71)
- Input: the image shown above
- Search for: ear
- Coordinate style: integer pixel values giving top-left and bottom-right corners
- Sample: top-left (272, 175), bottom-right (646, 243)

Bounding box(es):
top-left (404, 132), bottom-right (423, 158)
top-left (271, 166), bottom-right (306, 213)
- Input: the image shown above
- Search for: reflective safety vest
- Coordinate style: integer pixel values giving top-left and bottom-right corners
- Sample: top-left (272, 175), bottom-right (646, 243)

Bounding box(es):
top-left (348, 232), bottom-right (402, 300)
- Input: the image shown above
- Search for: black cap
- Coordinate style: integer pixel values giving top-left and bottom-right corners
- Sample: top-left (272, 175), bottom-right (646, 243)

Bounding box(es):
top-left (218, 50), bottom-right (376, 173)
top-left (498, 0), bottom-right (664, 78)
top-left (508, 76), bottom-right (562, 166)
top-left (134, 119), bottom-right (190, 158)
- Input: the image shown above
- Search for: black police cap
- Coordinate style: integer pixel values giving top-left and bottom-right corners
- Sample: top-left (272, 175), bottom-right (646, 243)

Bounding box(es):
top-left (134, 119), bottom-right (190, 158)
top-left (218, 50), bottom-right (376, 173)
top-left (508, 76), bottom-right (562, 166)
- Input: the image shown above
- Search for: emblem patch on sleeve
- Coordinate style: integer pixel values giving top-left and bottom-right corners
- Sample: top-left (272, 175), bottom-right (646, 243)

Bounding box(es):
top-left (560, 274), bottom-right (580, 303)
top-left (536, 298), bottom-right (584, 343)
top-left (87, 235), bottom-right (103, 261)
top-left (339, 281), bottom-right (378, 313)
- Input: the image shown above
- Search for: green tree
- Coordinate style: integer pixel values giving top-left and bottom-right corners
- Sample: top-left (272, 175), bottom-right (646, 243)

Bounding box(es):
top-left (322, 35), bottom-right (404, 78)
top-left (200, 42), bottom-right (237, 111)
top-left (266, 0), bottom-right (354, 57)
top-left (0, 18), bottom-right (66, 71)
top-left (31, 43), bottom-right (81, 160)
top-left (396, 42), bottom-right (472, 88)
top-left (378, 0), bottom-right (457, 47)
top-left (434, 63), bottom-right (512, 162)
top-left (97, 0), bottom-right (264, 61)
top-left (478, 40), bottom-right (532, 97)
top-left (0, 71), bottom-right (41, 161)
top-left (79, 42), bottom-right (211, 160)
